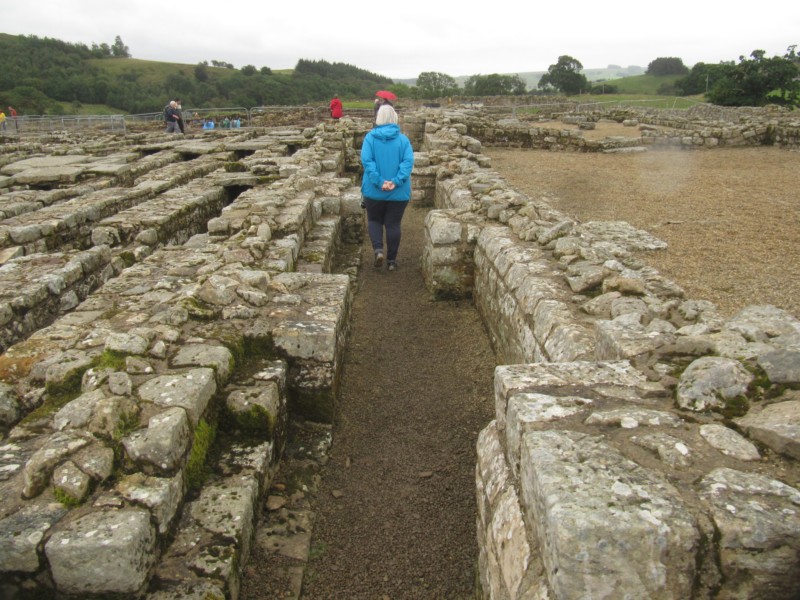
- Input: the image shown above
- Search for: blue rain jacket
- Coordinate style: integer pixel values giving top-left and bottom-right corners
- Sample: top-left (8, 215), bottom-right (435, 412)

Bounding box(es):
top-left (360, 123), bottom-right (414, 201)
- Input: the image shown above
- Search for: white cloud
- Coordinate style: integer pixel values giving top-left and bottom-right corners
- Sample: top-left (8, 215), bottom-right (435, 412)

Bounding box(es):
top-left (3, 0), bottom-right (797, 79)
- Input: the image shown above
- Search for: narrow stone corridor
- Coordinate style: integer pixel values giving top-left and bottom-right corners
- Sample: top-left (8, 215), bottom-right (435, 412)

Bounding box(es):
top-left (241, 203), bottom-right (497, 599)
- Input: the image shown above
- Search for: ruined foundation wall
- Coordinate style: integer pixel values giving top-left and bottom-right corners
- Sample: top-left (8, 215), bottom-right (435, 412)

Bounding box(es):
top-left (0, 123), bottom-right (368, 599)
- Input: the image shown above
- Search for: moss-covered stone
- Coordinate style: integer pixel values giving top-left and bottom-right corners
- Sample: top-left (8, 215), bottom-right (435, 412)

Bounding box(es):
top-left (231, 403), bottom-right (274, 436)
top-left (720, 395), bottom-right (749, 419)
top-left (180, 297), bottom-right (220, 321)
top-left (224, 161), bottom-right (247, 173)
top-left (186, 418), bottom-right (217, 491)
top-left (53, 486), bottom-right (83, 508)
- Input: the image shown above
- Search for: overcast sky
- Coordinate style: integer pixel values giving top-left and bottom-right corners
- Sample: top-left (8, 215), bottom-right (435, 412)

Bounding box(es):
top-left (4, 1), bottom-right (798, 80)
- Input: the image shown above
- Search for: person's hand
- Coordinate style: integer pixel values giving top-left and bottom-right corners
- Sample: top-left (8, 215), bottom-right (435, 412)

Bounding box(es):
top-left (381, 180), bottom-right (396, 191)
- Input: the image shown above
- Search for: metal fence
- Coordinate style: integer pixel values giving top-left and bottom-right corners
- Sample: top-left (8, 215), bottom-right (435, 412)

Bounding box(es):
top-left (1, 114), bottom-right (127, 135)
top-left (1, 104), bottom-right (405, 136)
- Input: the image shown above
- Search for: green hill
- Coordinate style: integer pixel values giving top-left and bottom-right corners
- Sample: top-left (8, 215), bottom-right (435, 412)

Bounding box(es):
top-left (0, 33), bottom-right (393, 115)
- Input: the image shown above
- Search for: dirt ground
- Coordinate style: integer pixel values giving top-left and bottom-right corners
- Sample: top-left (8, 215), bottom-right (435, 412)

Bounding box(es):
top-left (486, 123), bottom-right (800, 319)
top-left (239, 125), bottom-right (800, 600)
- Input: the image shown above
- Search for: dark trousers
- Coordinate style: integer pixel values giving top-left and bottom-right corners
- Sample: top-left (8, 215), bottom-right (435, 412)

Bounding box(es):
top-left (364, 198), bottom-right (408, 262)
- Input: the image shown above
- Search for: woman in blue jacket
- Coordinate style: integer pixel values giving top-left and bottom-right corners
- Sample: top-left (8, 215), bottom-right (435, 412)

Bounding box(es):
top-left (360, 104), bottom-right (414, 271)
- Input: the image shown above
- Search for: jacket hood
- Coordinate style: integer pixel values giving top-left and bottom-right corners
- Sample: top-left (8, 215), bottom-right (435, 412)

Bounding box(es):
top-left (371, 123), bottom-right (401, 141)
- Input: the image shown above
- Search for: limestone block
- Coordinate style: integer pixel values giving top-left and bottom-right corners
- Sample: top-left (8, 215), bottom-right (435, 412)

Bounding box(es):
top-left (585, 408), bottom-right (683, 429)
top-left (71, 443), bottom-right (115, 481)
top-left (477, 227), bottom-right (515, 264)
top-left (172, 345), bottom-right (234, 384)
top-left (190, 476), bottom-right (260, 563)
top-left (52, 460), bottom-right (91, 502)
top-left (22, 431), bottom-right (93, 499)
top-left (757, 348), bottom-right (800, 384)
top-left (595, 318), bottom-right (674, 361)
top-left (699, 468), bottom-right (800, 599)
top-left (724, 304), bottom-right (800, 343)
top-left (566, 262), bottom-right (609, 293)
top-left (122, 407), bottom-right (192, 473)
top-left (44, 353), bottom-right (96, 395)
top-left (486, 486), bottom-right (534, 599)
top-left (0, 499), bottom-right (67, 573)
top-left (476, 422), bottom-right (510, 525)
top-left (53, 389), bottom-right (106, 431)
top-left (513, 275), bottom-right (562, 315)
top-left (137, 369), bottom-right (216, 427)
top-left (117, 472), bottom-right (184, 534)
top-left (736, 399), bottom-right (800, 459)
top-left (45, 508), bottom-right (156, 595)
top-left (520, 430), bottom-right (699, 599)
top-left (543, 322), bottom-right (595, 362)
top-left (630, 432), bottom-right (692, 468)
top-left (88, 395), bottom-right (139, 438)
top-left (505, 393), bottom-right (593, 477)
top-left (676, 356), bottom-right (754, 412)
top-left (698, 423), bottom-right (760, 461)
top-left (0, 382), bottom-right (21, 426)
top-left (426, 211), bottom-right (464, 245)
top-left (494, 362), bottom-right (659, 433)
top-left (226, 382), bottom-right (282, 436)
top-left (531, 299), bottom-right (572, 345)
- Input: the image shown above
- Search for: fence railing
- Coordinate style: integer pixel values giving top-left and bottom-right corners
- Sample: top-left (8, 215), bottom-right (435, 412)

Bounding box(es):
top-left (1, 114), bottom-right (127, 134)
top-left (3, 104), bottom-right (401, 136)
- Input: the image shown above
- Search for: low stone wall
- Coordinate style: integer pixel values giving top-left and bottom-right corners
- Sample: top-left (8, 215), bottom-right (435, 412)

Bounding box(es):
top-left (456, 104), bottom-right (800, 151)
top-left (419, 109), bottom-right (800, 599)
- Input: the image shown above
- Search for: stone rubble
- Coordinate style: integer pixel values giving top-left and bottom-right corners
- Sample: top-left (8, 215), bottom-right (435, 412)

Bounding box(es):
top-left (0, 104), bottom-right (798, 599)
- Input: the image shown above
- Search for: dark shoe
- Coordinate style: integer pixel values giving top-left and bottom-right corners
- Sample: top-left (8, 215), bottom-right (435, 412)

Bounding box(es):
top-left (374, 252), bottom-right (384, 267)
top-left (387, 261), bottom-right (397, 271)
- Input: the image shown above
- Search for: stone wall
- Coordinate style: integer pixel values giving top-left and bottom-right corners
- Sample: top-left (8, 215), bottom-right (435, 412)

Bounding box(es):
top-left (0, 122), bottom-right (369, 598)
top-left (419, 109), bottom-right (800, 599)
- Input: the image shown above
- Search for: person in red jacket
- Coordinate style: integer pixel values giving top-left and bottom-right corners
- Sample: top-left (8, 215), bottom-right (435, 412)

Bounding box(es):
top-left (329, 95), bottom-right (343, 120)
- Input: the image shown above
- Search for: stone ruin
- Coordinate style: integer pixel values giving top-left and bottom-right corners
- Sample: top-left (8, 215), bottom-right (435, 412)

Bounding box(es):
top-left (0, 104), bottom-right (797, 599)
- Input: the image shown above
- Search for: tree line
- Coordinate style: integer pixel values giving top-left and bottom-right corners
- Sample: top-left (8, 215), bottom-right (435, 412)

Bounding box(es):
top-left (0, 32), bottom-right (797, 114)
top-left (410, 49), bottom-right (799, 108)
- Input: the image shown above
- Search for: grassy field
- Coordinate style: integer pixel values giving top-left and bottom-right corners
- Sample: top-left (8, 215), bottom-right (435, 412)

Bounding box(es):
top-left (89, 57), bottom-right (236, 86)
top-left (566, 94), bottom-right (705, 109)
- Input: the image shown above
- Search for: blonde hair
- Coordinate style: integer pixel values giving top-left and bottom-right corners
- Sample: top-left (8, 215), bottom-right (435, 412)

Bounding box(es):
top-left (375, 104), bottom-right (398, 126)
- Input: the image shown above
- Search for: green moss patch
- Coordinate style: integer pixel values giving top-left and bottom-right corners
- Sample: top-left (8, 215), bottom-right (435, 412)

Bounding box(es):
top-left (186, 418), bottom-right (217, 491)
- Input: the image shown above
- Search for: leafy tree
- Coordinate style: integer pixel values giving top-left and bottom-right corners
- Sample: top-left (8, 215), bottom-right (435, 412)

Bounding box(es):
top-left (260, 66), bottom-right (272, 75)
top-left (675, 62), bottom-right (735, 95)
top-left (591, 82), bottom-right (618, 94)
top-left (538, 56), bottom-right (589, 95)
top-left (111, 36), bottom-right (130, 58)
top-left (707, 49), bottom-right (800, 106)
top-left (194, 63), bottom-right (209, 82)
top-left (91, 43), bottom-right (111, 58)
top-left (464, 73), bottom-right (526, 96)
top-left (416, 72), bottom-right (458, 98)
top-left (389, 82), bottom-right (415, 99)
top-left (646, 57), bottom-right (689, 76)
